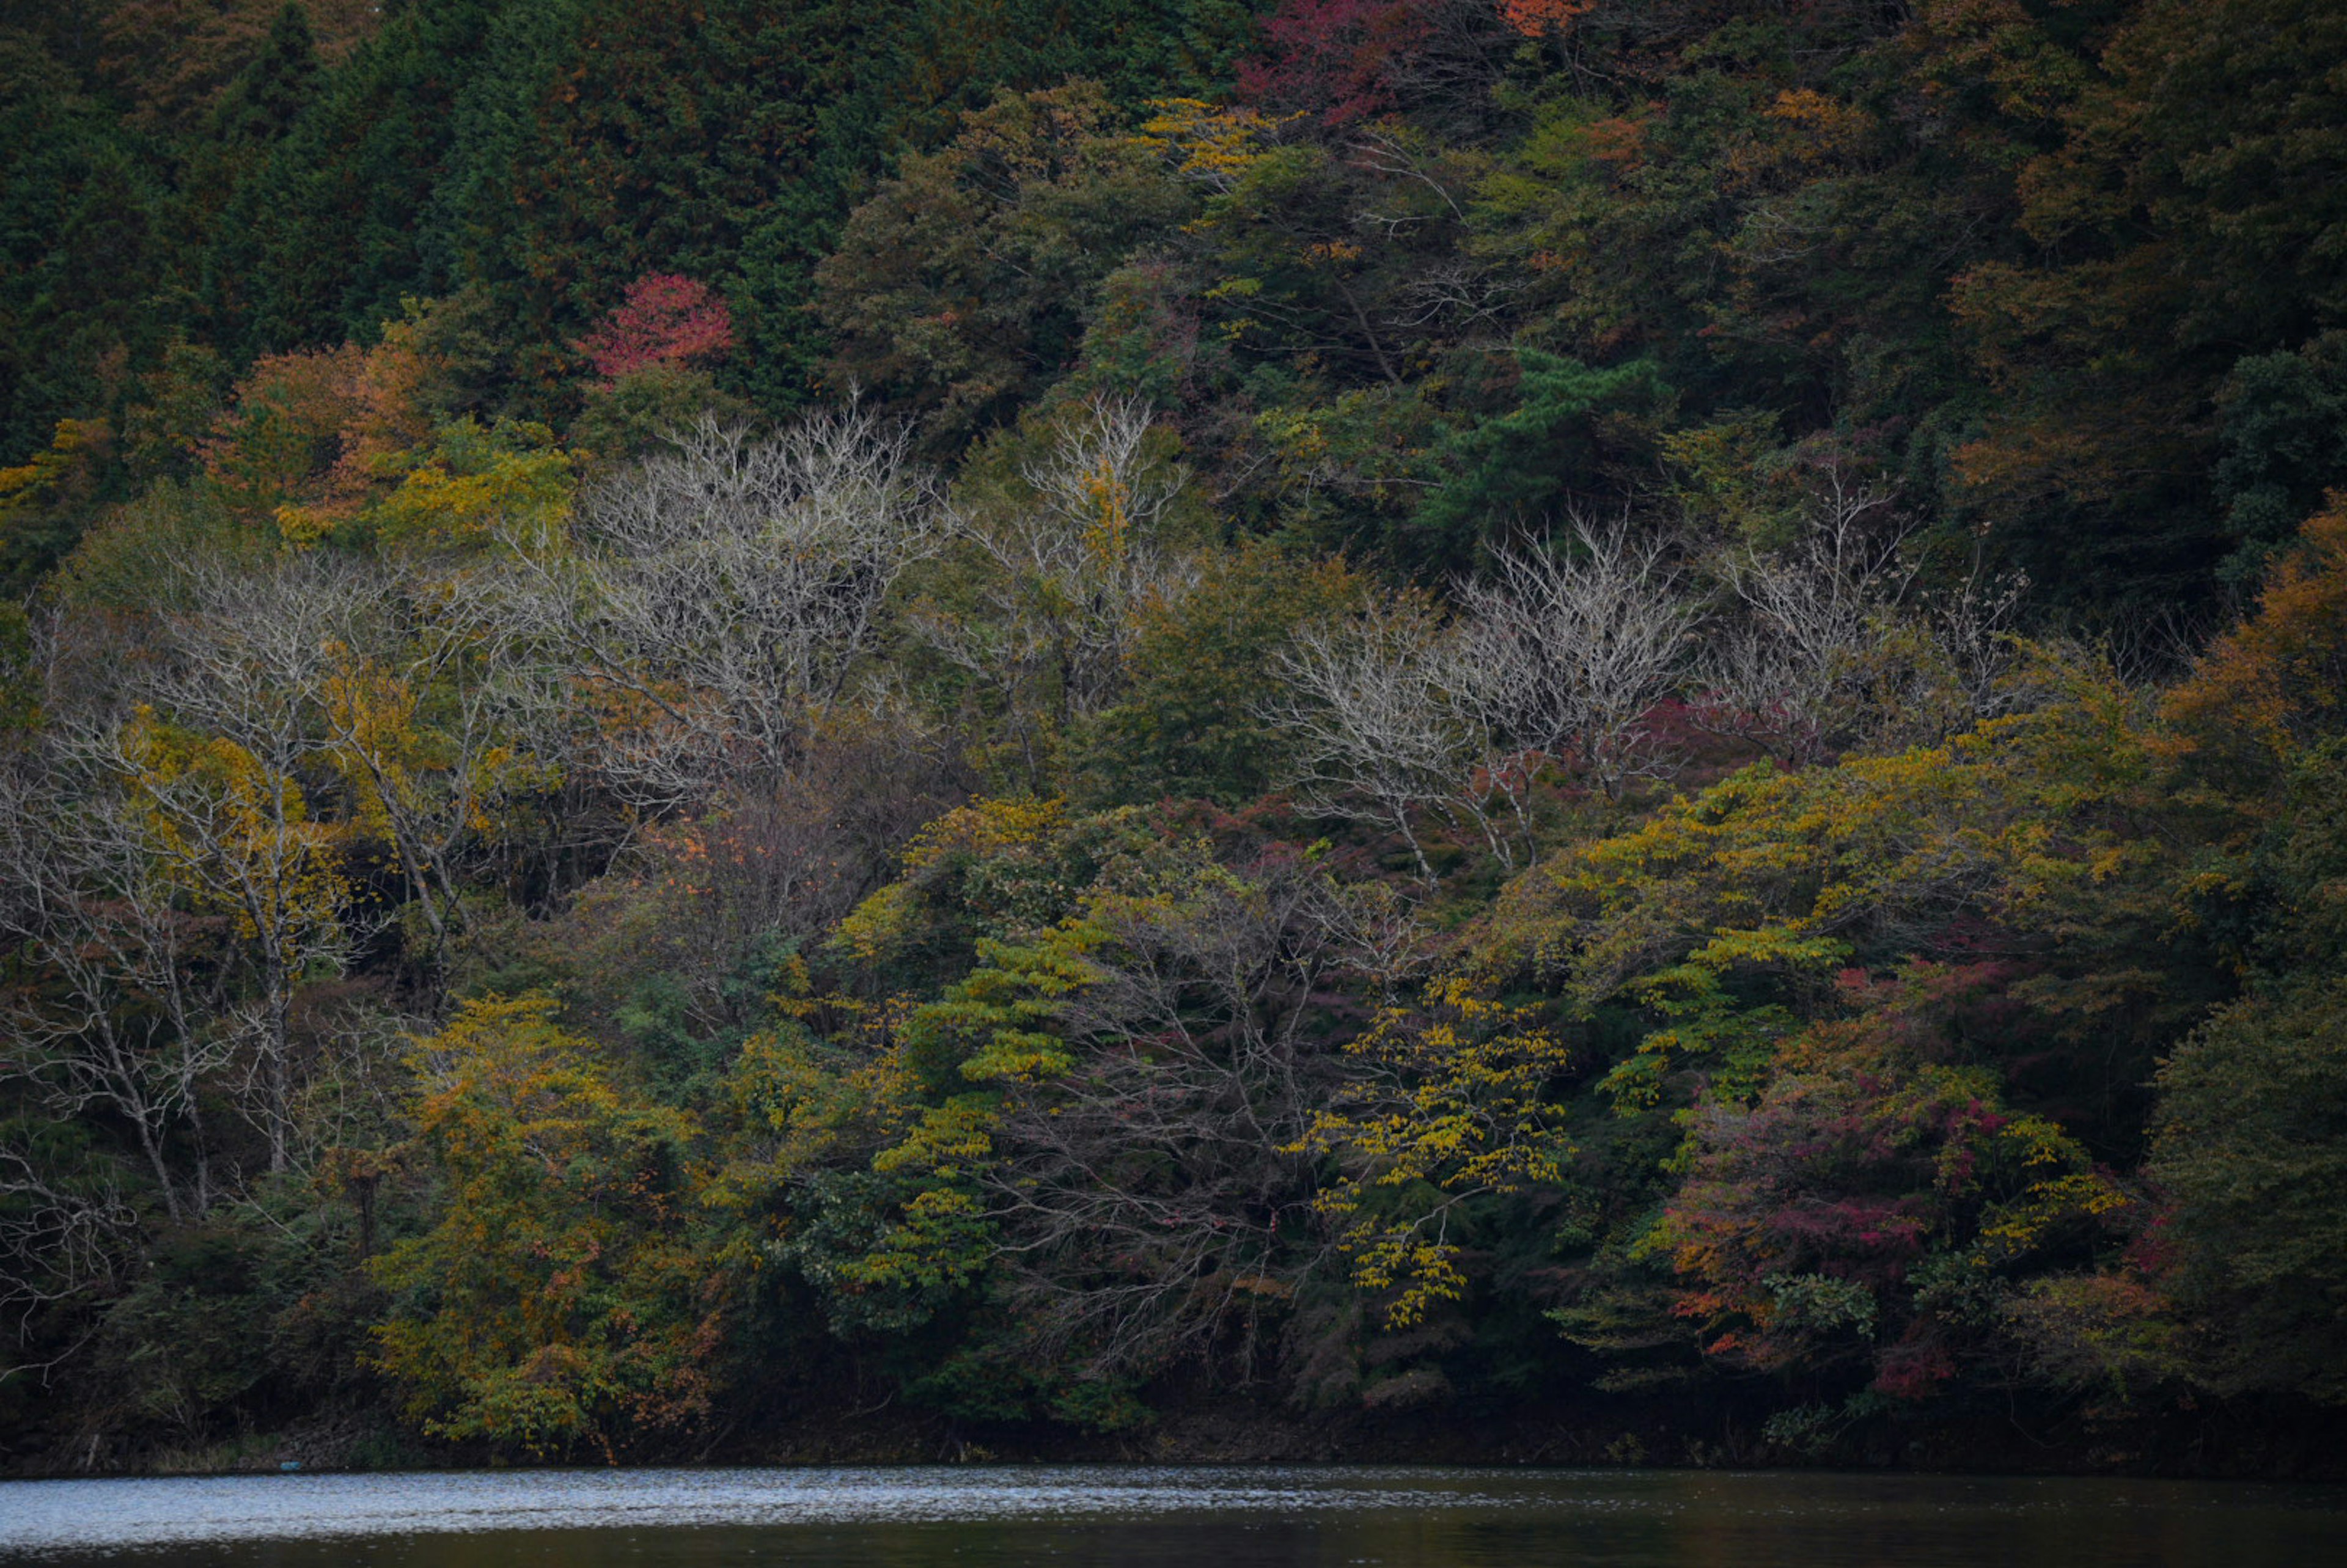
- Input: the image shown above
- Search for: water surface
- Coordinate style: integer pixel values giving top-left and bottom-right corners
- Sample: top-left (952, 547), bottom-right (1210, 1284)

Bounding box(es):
top-left (1, 1464), bottom-right (2338, 1566)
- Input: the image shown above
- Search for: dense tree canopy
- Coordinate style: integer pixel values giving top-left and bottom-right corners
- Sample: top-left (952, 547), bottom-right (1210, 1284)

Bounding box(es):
top-left (6, 0), bottom-right (2347, 1475)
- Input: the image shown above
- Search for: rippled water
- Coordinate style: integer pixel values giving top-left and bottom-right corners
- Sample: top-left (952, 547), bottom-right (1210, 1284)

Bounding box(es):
top-left (1, 1464), bottom-right (2340, 1566)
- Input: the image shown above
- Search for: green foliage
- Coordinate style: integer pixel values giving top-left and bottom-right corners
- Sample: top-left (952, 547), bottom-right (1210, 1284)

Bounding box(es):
top-left (370, 995), bottom-right (727, 1457)
top-left (570, 365), bottom-right (753, 465)
top-left (357, 415), bottom-right (571, 552)
top-left (815, 81), bottom-right (1194, 442)
top-left (1483, 654), bottom-right (2191, 1138)
top-left (0, 418), bottom-right (113, 594)
top-left (17, 0), bottom-right (2347, 1469)
top-left (1407, 351), bottom-right (1662, 569)
top-left (1076, 541), bottom-right (1367, 805)
top-left (908, 1345), bottom-right (1151, 1431)
top-left (2214, 333), bottom-right (2347, 582)
top-left (92, 1184), bottom-right (384, 1446)
top-left (2150, 976), bottom-right (2347, 1401)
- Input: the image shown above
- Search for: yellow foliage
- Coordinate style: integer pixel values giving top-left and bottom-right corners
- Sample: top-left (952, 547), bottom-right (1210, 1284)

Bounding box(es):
top-left (832, 797), bottom-right (1068, 961)
top-left (2163, 493), bottom-right (2347, 780)
top-left (1296, 980), bottom-right (1578, 1327)
top-left (0, 419), bottom-right (105, 511)
top-left (1493, 654), bottom-right (2161, 1017)
top-left (1138, 98), bottom-right (1302, 193)
top-left (126, 709), bottom-right (350, 947)
top-left (371, 995), bottom-right (719, 1456)
top-left (368, 434), bottom-right (573, 552)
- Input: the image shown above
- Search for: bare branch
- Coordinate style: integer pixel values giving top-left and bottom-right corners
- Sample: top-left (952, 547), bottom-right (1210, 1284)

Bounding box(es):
top-left (914, 395), bottom-right (1200, 741)
top-left (509, 406), bottom-right (948, 810)
top-left (1450, 515), bottom-right (1701, 804)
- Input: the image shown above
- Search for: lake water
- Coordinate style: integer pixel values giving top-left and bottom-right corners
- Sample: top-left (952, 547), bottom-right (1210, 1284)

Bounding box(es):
top-left (0, 1465), bottom-right (2340, 1566)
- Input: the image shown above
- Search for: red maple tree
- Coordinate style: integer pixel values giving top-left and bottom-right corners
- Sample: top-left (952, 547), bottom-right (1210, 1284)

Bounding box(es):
top-left (574, 273), bottom-right (736, 384)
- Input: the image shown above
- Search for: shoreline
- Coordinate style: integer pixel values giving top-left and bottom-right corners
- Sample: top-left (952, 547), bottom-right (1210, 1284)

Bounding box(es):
top-left (13, 1399), bottom-right (2347, 1484)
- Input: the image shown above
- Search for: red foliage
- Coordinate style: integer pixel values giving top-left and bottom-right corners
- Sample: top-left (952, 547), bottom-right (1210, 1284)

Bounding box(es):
top-left (1871, 1328), bottom-right (1958, 1400)
top-left (1237, 0), bottom-right (1436, 125)
top-left (573, 274), bottom-right (736, 385)
top-left (1654, 962), bottom-right (2120, 1400)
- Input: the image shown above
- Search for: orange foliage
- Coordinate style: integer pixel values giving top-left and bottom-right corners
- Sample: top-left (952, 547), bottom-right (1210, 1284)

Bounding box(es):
top-left (1496, 0), bottom-right (1591, 38)
top-left (199, 318), bottom-right (441, 541)
top-left (198, 345), bottom-right (366, 524)
top-left (2164, 494), bottom-right (2347, 771)
top-left (1765, 89), bottom-right (1875, 162)
top-left (1583, 115), bottom-right (1648, 171)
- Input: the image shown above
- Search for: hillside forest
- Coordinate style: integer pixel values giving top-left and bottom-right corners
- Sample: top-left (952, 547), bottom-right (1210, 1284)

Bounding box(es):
top-left (6, 0), bottom-right (2347, 1474)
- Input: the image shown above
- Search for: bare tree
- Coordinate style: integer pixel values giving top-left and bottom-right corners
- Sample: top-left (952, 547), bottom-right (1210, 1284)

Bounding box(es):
top-left (965, 862), bottom-right (1362, 1381)
top-left (112, 554), bottom-right (369, 1173)
top-left (1263, 524), bottom-right (1699, 879)
top-left (309, 560), bottom-right (559, 975)
top-left (0, 1150), bottom-right (131, 1360)
top-left (4, 554), bottom-right (450, 1206)
top-left (1913, 558), bottom-right (2032, 725)
top-left (0, 765), bottom-right (233, 1220)
top-left (1263, 599), bottom-right (1478, 884)
top-left (505, 408), bottom-right (947, 810)
top-left (1450, 516), bottom-right (1700, 808)
top-left (1696, 475), bottom-right (2030, 763)
top-left (1696, 472), bottom-right (1916, 764)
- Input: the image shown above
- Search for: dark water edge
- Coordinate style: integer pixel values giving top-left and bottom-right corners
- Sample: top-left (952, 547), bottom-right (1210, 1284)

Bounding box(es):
top-left (3, 1466), bottom-right (2346, 1568)
top-left (17, 1391), bottom-right (2347, 1484)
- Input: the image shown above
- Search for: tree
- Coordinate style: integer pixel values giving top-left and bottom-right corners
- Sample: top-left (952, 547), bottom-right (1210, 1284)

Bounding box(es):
top-left (0, 757), bottom-right (241, 1223)
top-left (116, 554), bottom-right (369, 1173)
top-left (0, 1140), bottom-right (133, 1371)
top-left (1078, 541), bottom-right (1371, 806)
top-left (1238, 0), bottom-right (1514, 133)
top-left (2148, 976), bottom-right (2347, 1402)
top-left (2211, 333), bottom-right (2347, 582)
top-left (0, 419), bottom-right (110, 595)
top-left (844, 849), bottom-right (1367, 1393)
top-left (205, 3), bottom-right (327, 148)
top-left (1695, 471), bottom-right (2021, 766)
top-left (1295, 965), bottom-right (1576, 1331)
top-left (913, 395), bottom-right (1199, 786)
top-left (1947, 0), bottom-right (2347, 604)
top-left (371, 994), bottom-right (722, 1457)
top-left (2163, 493), bottom-right (2347, 786)
top-left (1264, 594), bottom-right (1477, 883)
top-left (209, 0), bottom-right (507, 359)
top-left (573, 273), bottom-right (735, 386)
top-left (815, 82), bottom-right (1191, 442)
top-left (1449, 517), bottom-right (1699, 804)
top-left (95, 0), bottom-right (370, 135)
top-left (2139, 716), bottom-right (2347, 1402)
top-left (311, 559), bottom-right (556, 975)
top-left (196, 311), bottom-right (460, 544)
top-left (1654, 965), bottom-right (2129, 1409)
top-left (1405, 353), bottom-right (1663, 573)
top-left (506, 406), bottom-right (947, 810)
top-left (1478, 652), bottom-right (2190, 1131)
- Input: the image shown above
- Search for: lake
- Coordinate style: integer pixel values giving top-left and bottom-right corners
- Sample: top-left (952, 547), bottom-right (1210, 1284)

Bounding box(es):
top-left (1, 1465), bottom-right (2340, 1566)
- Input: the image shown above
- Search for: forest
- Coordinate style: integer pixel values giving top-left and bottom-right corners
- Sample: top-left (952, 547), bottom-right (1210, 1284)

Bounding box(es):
top-left (3, 0), bottom-right (2346, 1475)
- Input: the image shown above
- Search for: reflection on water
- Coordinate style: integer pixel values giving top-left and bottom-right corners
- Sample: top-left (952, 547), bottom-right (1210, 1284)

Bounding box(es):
top-left (1, 1464), bottom-right (2340, 1567)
